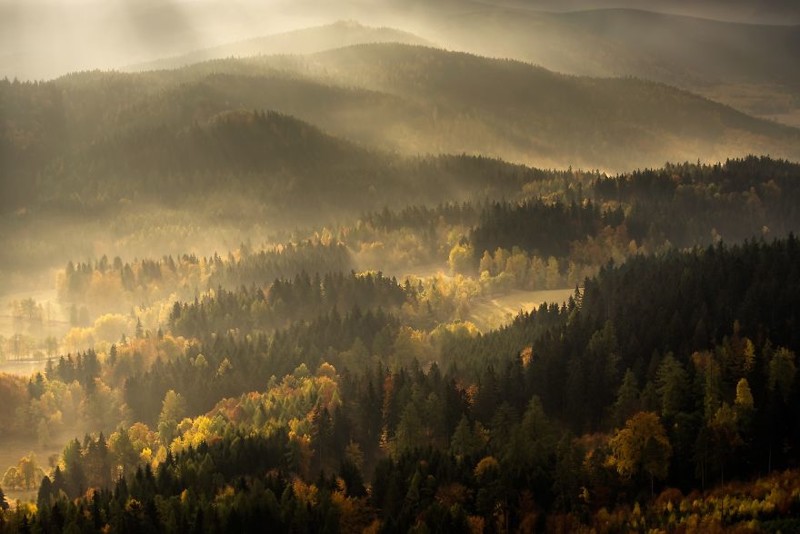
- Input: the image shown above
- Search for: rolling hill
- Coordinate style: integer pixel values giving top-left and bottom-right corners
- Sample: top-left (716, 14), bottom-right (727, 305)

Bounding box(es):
top-left (492, 0), bottom-right (800, 24)
top-left (3, 2), bottom-right (800, 531)
top-left (7, 100), bottom-right (541, 221)
top-left (127, 20), bottom-right (430, 72)
top-left (256, 43), bottom-right (800, 169)
top-left (117, 8), bottom-right (800, 125)
top-left (77, 45), bottom-right (800, 170)
top-left (413, 7), bottom-right (800, 124)
top-left (4, 43), bottom-right (799, 211)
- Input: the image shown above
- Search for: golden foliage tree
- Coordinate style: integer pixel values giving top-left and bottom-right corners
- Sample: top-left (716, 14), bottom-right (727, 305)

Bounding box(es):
top-left (608, 411), bottom-right (672, 497)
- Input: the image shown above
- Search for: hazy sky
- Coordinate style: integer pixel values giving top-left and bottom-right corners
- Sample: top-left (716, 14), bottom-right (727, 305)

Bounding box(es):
top-left (1, 0), bottom-right (798, 81)
top-left (0, 0), bottom-right (339, 80)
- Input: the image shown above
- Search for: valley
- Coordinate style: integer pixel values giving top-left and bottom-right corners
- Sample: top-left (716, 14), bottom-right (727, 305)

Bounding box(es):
top-left (0, 1), bottom-right (799, 531)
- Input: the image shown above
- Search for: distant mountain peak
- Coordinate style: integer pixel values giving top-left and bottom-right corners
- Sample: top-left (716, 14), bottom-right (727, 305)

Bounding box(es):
top-left (127, 21), bottom-right (431, 73)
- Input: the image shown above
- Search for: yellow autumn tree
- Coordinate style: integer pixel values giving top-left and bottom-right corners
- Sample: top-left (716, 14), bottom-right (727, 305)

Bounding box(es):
top-left (608, 411), bottom-right (672, 497)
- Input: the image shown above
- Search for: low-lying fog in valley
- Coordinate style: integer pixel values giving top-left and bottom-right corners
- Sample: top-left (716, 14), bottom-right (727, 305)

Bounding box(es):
top-left (1, 0), bottom-right (799, 531)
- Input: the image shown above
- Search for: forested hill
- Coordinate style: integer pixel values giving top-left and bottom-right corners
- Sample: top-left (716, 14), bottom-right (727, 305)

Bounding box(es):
top-left (424, 7), bottom-right (800, 85)
top-left (6, 236), bottom-right (799, 533)
top-left (122, 9), bottom-right (800, 127)
top-left (4, 44), bottom-right (800, 213)
top-left (468, 156), bottom-right (800, 262)
top-left (397, 3), bottom-right (800, 124)
top-left (442, 236), bottom-right (800, 486)
top-left (0, 75), bottom-right (544, 221)
top-left (235, 43), bottom-right (800, 169)
top-left (46, 109), bottom-right (379, 209)
top-left (2, 3), bottom-right (800, 531)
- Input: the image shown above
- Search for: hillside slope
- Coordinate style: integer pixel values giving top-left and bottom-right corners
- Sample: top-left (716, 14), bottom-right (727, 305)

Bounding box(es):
top-left (259, 43), bottom-right (800, 169)
top-left (416, 7), bottom-right (800, 124)
top-left (4, 44), bottom-right (799, 207)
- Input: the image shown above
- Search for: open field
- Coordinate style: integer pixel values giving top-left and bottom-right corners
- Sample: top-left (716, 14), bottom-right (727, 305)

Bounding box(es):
top-left (0, 432), bottom-right (80, 505)
top-left (0, 286), bottom-right (69, 369)
top-left (468, 287), bottom-right (574, 332)
top-left (0, 359), bottom-right (50, 377)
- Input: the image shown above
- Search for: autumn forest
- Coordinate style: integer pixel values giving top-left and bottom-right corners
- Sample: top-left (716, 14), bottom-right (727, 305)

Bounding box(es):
top-left (1, 0), bottom-right (799, 532)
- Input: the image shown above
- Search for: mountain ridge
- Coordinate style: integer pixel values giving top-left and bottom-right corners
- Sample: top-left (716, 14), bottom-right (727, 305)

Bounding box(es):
top-left (4, 42), bottom-right (798, 198)
top-left (126, 20), bottom-right (431, 73)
